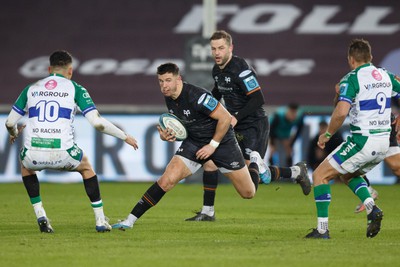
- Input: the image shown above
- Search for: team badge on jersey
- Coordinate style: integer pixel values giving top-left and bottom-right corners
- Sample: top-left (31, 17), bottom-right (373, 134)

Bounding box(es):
top-left (371, 70), bottom-right (382, 81)
top-left (243, 75), bottom-right (259, 92)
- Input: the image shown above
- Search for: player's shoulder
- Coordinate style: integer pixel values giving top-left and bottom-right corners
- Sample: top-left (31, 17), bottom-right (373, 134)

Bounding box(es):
top-left (230, 55), bottom-right (250, 71)
top-left (340, 70), bottom-right (356, 83)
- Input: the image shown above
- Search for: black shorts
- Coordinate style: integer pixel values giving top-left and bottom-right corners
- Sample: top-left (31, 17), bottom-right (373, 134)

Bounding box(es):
top-left (176, 136), bottom-right (246, 171)
top-left (235, 117), bottom-right (269, 160)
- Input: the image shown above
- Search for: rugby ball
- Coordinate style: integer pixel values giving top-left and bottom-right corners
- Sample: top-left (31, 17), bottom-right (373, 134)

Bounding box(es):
top-left (159, 113), bottom-right (188, 141)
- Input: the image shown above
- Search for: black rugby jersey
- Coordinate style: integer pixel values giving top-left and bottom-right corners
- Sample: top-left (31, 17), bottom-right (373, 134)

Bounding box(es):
top-left (164, 82), bottom-right (235, 146)
top-left (212, 55), bottom-right (267, 129)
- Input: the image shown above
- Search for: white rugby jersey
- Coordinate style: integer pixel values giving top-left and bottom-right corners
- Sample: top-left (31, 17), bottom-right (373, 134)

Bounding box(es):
top-left (338, 63), bottom-right (400, 136)
top-left (12, 73), bottom-right (96, 150)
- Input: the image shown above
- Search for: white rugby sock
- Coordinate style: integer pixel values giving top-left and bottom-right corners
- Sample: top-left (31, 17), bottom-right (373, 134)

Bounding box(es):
top-left (127, 214), bottom-right (138, 226)
top-left (33, 202), bottom-right (47, 219)
top-left (201, 205), bottom-right (215, 216)
top-left (364, 197), bottom-right (375, 214)
top-left (317, 217), bottom-right (329, 234)
top-left (290, 166), bottom-right (301, 179)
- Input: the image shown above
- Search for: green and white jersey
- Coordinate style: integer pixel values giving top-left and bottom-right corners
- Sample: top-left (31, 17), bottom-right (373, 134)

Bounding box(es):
top-left (12, 73), bottom-right (96, 150)
top-left (338, 63), bottom-right (400, 136)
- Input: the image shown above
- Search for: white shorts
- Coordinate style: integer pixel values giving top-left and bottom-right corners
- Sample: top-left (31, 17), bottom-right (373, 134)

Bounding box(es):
top-left (20, 145), bottom-right (83, 171)
top-left (328, 135), bottom-right (389, 175)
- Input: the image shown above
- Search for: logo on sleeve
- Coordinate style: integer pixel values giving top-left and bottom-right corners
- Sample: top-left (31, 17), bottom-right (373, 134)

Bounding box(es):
top-left (339, 83), bottom-right (349, 95)
top-left (202, 94), bottom-right (218, 111)
top-left (243, 75), bottom-right (259, 92)
top-left (239, 70), bottom-right (252, 78)
top-left (198, 93), bottom-right (206, 104)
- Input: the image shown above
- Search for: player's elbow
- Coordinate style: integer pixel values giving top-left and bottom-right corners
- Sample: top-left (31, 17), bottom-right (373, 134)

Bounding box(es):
top-left (5, 119), bottom-right (14, 129)
top-left (93, 122), bottom-right (105, 132)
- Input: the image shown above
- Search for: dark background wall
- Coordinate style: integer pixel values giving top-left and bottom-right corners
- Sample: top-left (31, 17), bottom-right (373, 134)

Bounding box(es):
top-left (2, 0), bottom-right (400, 107)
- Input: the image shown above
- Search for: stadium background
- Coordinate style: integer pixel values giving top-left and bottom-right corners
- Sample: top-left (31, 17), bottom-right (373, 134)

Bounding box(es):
top-left (1, 0), bottom-right (399, 183)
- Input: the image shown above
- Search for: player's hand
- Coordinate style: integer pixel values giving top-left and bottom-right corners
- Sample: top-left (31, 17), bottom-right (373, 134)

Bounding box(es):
top-left (196, 144), bottom-right (216, 160)
top-left (125, 135), bottom-right (139, 150)
top-left (157, 125), bottom-right (176, 142)
top-left (394, 115), bottom-right (400, 132)
top-left (317, 133), bottom-right (329, 149)
top-left (230, 116), bottom-right (238, 127)
top-left (9, 124), bottom-right (25, 144)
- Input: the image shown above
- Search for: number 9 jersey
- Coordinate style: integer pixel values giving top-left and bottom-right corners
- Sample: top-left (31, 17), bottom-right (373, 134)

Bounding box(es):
top-left (337, 64), bottom-right (400, 136)
top-left (11, 73), bottom-right (96, 150)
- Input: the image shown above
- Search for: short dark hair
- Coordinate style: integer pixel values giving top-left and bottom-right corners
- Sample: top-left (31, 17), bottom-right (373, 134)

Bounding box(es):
top-left (288, 102), bottom-right (299, 110)
top-left (210, 30), bottom-right (232, 46)
top-left (157, 62), bottom-right (180, 76)
top-left (49, 50), bottom-right (72, 67)
top-left (348, 39), bottom-right (372, 63)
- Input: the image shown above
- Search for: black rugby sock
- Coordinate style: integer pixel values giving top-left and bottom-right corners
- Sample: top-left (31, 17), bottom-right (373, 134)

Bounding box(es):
top-left (22, 174), bottom-right (40, 198)
top-left (203, 171), bottom-right (218, 206)
top-left (131, 182), bottom-right (166, 219)
top-left (83, 175), bottom-right (101, 202)
top-left (248, 162), bottom-right (259, 191)
top-left (269, 166), bottom-right (292, 181)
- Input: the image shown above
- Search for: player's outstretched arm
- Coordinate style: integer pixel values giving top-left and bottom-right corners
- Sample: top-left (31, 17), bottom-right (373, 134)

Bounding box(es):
top-left (85, 110), bottom-right (138, 149)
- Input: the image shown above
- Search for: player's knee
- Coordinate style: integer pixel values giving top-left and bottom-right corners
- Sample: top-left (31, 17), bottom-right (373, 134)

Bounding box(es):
top-left (157, 175), bottom-right (178, 192)
top-left (240, 188), bottom-right (255, 199)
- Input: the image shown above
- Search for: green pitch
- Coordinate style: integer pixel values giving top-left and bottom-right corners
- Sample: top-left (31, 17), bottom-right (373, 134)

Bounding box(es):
top-left (0, 182), bottom-right (399, 267)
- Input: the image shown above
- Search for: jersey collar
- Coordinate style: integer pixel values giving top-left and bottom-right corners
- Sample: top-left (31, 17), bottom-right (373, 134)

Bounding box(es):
top-left (49, 73), bottom-right (66, 78)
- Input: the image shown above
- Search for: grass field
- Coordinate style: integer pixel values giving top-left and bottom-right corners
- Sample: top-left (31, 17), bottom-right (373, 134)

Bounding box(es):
top-left (0, 182), bottom-right (399, 267)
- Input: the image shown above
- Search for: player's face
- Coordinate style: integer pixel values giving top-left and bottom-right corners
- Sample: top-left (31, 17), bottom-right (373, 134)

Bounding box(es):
top-left (158, 73), bottom-right (180, 99)
top-left (210, 38), bottom-right (233, 68)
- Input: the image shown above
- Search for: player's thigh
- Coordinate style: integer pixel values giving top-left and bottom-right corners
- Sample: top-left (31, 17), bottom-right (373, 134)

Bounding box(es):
top-left (75, 153), bottom-right (95, 178)
top-left (236, 118), bottom-right (269, 159)
top-left (158, 156), bottom-right (193, 191)
top-left (20, 146), bottom-right (82, 171)
top-left (203, 160), bottom-right (218, 172)
top-left (384, 147), bottom-right (400, 176)
top-left (212, 137), bottom-right (246, 171)
top-left (223, 166), bottom-right (255, 199)
top-left (329, 135), bottom-right (388, 174)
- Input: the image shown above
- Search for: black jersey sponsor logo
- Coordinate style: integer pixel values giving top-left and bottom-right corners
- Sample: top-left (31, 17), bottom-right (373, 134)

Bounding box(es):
top-left (31, 91), bottom-right (69, 98)
top-left (363, 82), bottom-right (391, 90)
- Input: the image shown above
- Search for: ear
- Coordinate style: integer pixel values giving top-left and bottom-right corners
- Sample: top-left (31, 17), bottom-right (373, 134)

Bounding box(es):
top-left (48, 66), bottom-right (52, 74)
top-left (67, 65), bottom-right (73, 78)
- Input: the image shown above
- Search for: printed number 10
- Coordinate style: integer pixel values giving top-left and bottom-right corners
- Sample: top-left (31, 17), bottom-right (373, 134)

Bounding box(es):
top-left (36, 100), bottom-right (60, 122)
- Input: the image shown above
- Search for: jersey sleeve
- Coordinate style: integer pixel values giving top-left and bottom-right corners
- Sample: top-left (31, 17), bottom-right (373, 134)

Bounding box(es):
top-left (388, 72), bottom-right (400, 97)
top-left (338, 72), bottom-right (358, 104)
top-left (196, 92), bottom-right (220, 116)
top-left (12, 85), bottom-right (31, 115)
top-left (237, 69), bottom-right (261, 96)
top-left (73, 81), bottom-right (97, 115)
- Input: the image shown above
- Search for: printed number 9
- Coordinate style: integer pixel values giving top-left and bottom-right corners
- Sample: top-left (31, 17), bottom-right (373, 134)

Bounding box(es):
top-left (376, 92), bottom-right (387, 114)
